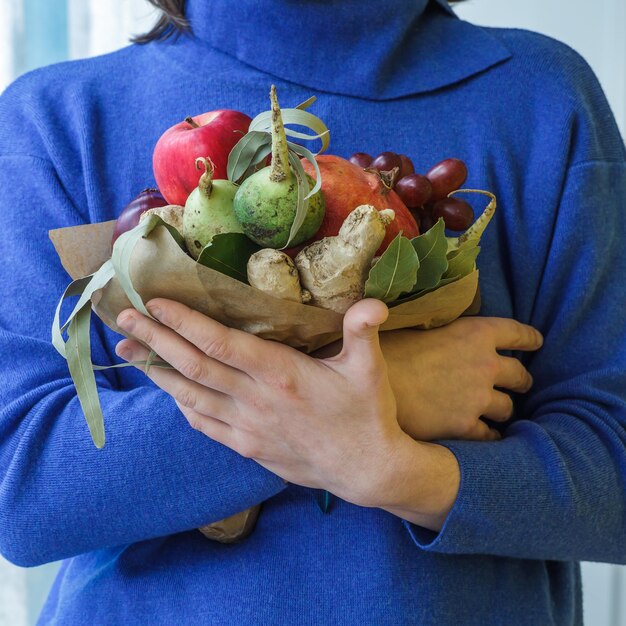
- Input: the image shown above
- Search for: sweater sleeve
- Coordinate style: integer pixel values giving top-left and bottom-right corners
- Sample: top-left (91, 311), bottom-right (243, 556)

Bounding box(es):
top-left (404, 159), bottom-right (626, 563)
top-left (0, 154), bottom-right (287, 567)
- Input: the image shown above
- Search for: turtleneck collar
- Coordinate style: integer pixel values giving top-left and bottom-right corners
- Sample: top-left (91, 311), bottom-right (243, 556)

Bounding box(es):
top-left (183, 0), bottom-right (512, 100)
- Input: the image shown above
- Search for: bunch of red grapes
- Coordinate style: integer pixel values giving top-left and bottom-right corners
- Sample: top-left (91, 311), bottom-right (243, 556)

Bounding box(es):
top-left (349, 151), bottom-right (473, 233)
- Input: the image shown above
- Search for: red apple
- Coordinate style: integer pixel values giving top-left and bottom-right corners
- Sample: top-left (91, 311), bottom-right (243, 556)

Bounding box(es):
top-left (293, 155), bottom-right (420, 256)
top-left (153, 110), bottom-right (252, 206)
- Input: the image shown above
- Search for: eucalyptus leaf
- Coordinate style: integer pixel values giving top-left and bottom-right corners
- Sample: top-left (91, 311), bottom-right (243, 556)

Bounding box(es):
top-left (410, 218), bottom-right (449, 291)
top-left (227, 131), bottom-right (272, 183)
top-left (52, 260), bottom-right (171, 371)
top-left (60, 262), bottom-right (115, 331)
top-left (111, 214), bottom-right (183, 317)
top-left (295, 95), bottom-right (317, 110)
top-left (64, 298), bottom-right (171, 448)
top-left (238, 144), bottom-right (273, 183)
top-left (249, 106), bottom-right (330, 154)
top-left (197, 233), bottom-right (261, 283)
top-left (365, 234), bottom-right (419, 303)
top-left (67, 303), bottom-right (105, 448)
top-left (144, 349), bottom-right (158, 375)
top-left (283, 127), bottom-right (330, 147)
top-left (52, 272), bottom-right (106, 360)
top-left (248, 144), bottom-right (273, 168)
top-left (287, 141), bottom-right (322, 199)
top-left (51, 218), bottom-right (183, 448)
top-left (92, 358), bottom-right (173, 372)
top-left (282, 153), bottom-right (311, 249)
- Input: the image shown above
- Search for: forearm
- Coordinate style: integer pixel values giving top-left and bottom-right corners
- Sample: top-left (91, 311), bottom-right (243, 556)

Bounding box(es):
top-left (378, 437), bottom-right (460, 531)
top-left (0, 341), bottom-right (286, 566)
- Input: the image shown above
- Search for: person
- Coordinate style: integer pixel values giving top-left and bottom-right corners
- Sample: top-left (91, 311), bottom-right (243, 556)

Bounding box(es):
top-left (0, 0), bottom-right (624, 624)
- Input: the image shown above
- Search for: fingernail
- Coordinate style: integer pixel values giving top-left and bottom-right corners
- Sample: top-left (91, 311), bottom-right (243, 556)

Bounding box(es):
top-left (117, 312), bottom-right (135, 331)
top-left (116, 342), bottom-right (131, 359)
top-left (148, 304), bottom-right (162, 319)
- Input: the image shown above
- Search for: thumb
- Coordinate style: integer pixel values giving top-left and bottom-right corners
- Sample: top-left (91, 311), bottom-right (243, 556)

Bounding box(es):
top-left (339, 298), bottom-right (389, 372)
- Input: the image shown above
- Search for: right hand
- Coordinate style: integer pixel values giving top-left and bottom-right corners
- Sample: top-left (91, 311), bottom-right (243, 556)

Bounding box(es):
top-left (379, 317), bottom-right (543, 441)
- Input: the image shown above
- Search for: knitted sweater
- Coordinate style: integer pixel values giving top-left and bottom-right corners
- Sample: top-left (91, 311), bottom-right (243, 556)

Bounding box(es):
top-left (0, 1), bottom-right (624, 624)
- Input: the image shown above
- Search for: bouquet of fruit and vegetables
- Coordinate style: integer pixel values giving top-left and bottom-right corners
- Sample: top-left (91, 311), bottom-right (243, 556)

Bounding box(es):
top-left (50, 86), bottom-right (496, 543)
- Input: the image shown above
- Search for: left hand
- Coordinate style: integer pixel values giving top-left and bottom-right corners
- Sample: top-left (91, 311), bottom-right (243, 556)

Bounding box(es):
top-left (115, 298), bottom-right (409, 509)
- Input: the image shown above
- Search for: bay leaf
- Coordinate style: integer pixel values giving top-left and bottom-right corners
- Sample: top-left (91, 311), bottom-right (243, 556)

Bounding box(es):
top-left (445, 243), bottom-right (480, 280)
top-left (433, 276), bottom-right (462, 288)
top-left (197, 233), bottom-right (261, 283)
top-left (365, 234), bottom-right (419, 303)
top-left (410, 218), bottom-right (449, 291)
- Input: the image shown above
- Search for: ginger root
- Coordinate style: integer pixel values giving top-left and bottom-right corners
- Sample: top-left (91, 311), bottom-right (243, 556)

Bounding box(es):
top-left (294, 205), bottom-right (395, 313)
top-left (247, 249), bottom-right (312, 303)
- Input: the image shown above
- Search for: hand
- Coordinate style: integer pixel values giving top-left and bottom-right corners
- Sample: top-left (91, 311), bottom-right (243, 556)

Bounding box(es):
top-left (115, 298), bottom-right (409, 509)
top-left (381, 317), bottom-right (542, 441)
top-left (313, 317), bottom-right (543, 442)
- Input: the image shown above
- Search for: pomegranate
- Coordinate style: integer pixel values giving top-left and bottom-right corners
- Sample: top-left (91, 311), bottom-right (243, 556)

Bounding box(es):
top-left (297, 155), bottom-right (419, 255)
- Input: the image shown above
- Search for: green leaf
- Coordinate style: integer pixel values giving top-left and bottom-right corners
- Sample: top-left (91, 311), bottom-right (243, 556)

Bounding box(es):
top-left (52, 218), bottom-right (183, 448)
top-left (52, 271), bottom-right (107, 360)
top-left (111, 214), bottom-right (182, 317)
top-left (433, 276), bottom-right (462, 288)
top-left (196, 233), bottom-right (261, 282)
top-left (52, 258), bottom-right (171, 368)
top-left (282, 152), bottom-right (312, 249)
top-left (67, 303), bottom-right (105, 448)
top-left (410, 218), bottom-right (449, 291)
top-left (227, 131), bottom-right (272, 184)
top-left (249, 105), bottom-right (330, 154)
top-left (295, 95), bottom-right (317, 110)
top-left (279, 141), bottom-right (325, 249)
top-left (236, 143), bottom-right (273, 184)
top-left (92, 358), bottom-right (173, 372)
top-left (390, 276), bottom-right (460, 304)
top-left (445, 243), bottom-right (480, 279)
top-left (287, 141), bottom-right (322, 200)
top-left (144, 349), bottom-right (158, 375)
top-left (365, 234), bottom-right (419, 302)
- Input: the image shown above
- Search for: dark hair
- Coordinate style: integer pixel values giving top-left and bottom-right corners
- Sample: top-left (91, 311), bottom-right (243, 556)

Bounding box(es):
top-left (132, 0), bottom-right (189, 44)
top-left (133, 0), bottom-right (468, 44)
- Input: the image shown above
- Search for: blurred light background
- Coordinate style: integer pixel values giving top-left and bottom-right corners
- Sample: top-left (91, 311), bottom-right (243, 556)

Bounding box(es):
top-left (0, 0), bottom-right (624, 625)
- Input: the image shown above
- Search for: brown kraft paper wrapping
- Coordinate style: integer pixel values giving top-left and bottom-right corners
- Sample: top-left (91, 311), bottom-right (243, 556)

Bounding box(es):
top-left (50, 220), bottom-right (480, 542)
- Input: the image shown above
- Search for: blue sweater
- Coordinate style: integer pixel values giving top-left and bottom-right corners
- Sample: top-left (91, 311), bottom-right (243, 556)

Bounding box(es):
top-left (1, 1), bottom-right (625, 624)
